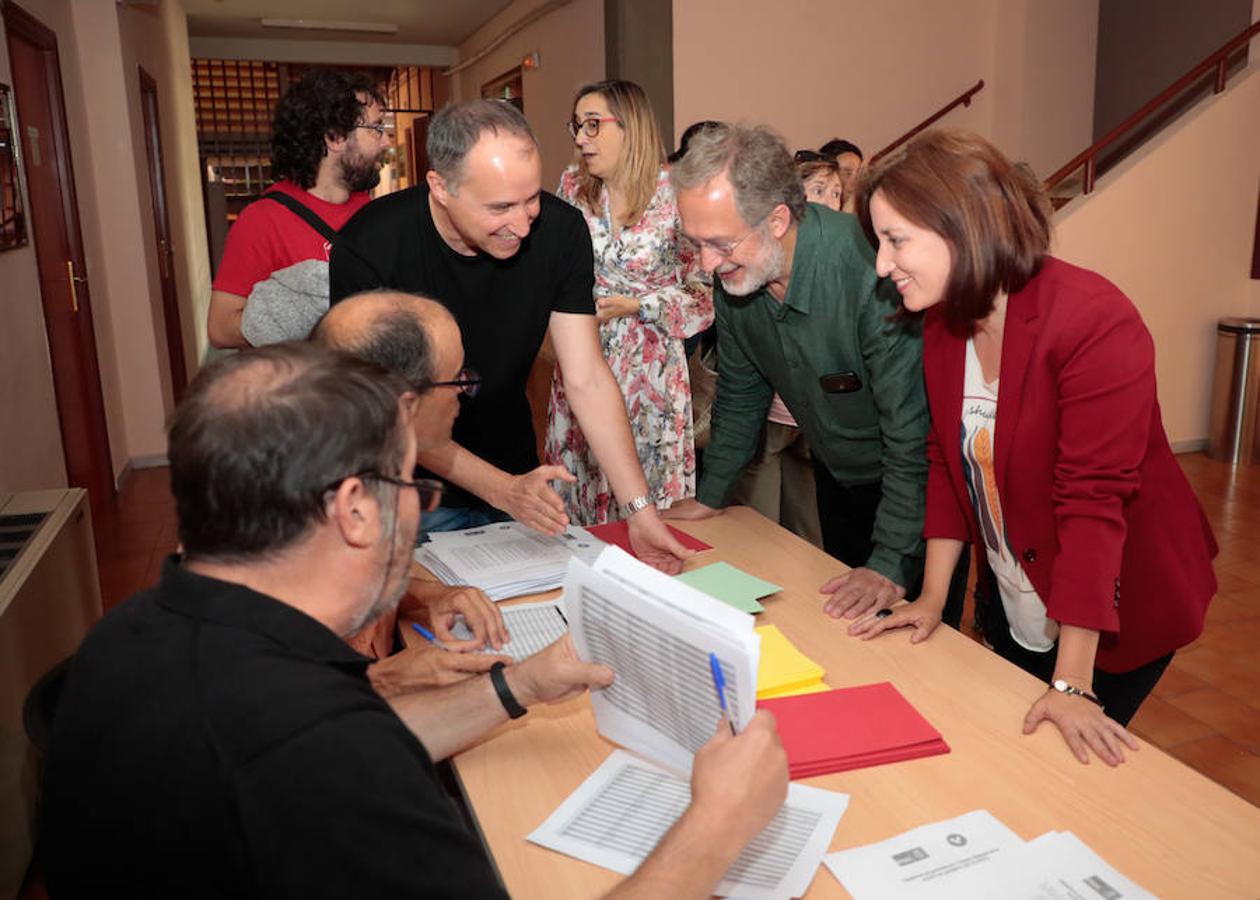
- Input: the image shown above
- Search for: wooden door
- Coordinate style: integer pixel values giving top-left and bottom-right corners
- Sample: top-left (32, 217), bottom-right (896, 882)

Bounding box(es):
top-left (138, 66), bottom-right (187, 402)
top-left (3, 1), bottom-right (115, 512)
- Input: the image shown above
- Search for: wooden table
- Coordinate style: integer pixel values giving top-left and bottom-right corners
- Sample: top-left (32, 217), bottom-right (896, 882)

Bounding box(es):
top-left (415, 507), bottom-right (1260, 898)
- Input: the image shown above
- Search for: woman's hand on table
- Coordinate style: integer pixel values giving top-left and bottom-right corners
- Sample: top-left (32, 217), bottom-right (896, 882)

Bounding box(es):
top-left (820, 567), bottom-right (905, 619)
top-left (495, 465), bottom-right (575, 536)
top-left (661, 498), bottom-right (722, 521)
top-left (845, 597), bottom-right (943, 643)
top-left (1023, 689), bottom-right (1139, 766)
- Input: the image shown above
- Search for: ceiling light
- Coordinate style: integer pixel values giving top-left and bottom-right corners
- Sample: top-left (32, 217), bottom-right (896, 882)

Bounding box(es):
top-left (260, 18), bottom-right (398, 35)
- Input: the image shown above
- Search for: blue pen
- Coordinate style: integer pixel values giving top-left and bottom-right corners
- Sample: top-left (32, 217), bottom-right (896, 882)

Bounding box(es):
top-left (708, 652), bottom-right (737, 735)
top-left (411, 622), bottom-right (450, 652)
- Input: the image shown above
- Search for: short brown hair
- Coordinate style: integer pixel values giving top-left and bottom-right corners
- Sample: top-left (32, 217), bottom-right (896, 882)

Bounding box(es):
top-left (855, 128), bottom-right (1052, 323)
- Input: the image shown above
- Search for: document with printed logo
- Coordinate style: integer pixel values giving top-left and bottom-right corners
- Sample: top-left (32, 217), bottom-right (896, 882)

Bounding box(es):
top-left (823, 810), bottom-right (1025, 900)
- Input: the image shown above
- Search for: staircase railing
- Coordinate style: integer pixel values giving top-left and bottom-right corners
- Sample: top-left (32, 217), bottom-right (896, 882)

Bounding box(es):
top-left (869, 80), bottom-right (985, 165)
top-left (1046, 19), bottom-right (1260, 195)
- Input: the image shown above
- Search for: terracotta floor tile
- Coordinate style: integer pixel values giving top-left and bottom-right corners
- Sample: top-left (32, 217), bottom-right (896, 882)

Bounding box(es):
top-left (1165, 687), bottom-right (1260, 755)
top-left (1172, 646), bottom-right (1260, 711)
top-left (1128, 695), bottom-right (1217, 748)
top-left (1165, 735), bottom-right (1260, 808)
top-left (1150, 664), bottom-right (1209, 699)
top-left (1194, 617), bottom-right (1260, 656)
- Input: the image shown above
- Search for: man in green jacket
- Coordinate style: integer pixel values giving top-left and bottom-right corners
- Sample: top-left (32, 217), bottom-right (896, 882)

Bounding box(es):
top-left (666, 123), bottom-right (938, 623)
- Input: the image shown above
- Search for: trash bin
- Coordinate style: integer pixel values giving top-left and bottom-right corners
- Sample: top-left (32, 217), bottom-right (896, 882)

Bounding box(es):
top-left (1207, 317), bottom-right (1260, 464)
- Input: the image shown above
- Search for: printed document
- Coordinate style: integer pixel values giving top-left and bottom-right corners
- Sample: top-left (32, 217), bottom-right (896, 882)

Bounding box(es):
top-left (449, 598), bottom-right (568, 663)
top-left (566, 546), bottom-right (760, 774)
top-left (529, 750), bottom-right (849, 900)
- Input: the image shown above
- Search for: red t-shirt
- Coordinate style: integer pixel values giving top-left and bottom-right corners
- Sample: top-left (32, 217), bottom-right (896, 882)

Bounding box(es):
top-left (212, 180), bottom-right (371, 297)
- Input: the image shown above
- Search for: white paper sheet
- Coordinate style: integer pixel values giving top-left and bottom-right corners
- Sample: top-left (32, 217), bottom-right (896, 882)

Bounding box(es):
top-left (528, 750), bottom-right (849, 900)
top-left (823, 810), bottom-right (1026, 900)
top-left (980, 831), bottom-right (1157, 900)
top-left (566, 546), bottom-right (760, 774)
top-left (449, 598), bottom-right (568, 662)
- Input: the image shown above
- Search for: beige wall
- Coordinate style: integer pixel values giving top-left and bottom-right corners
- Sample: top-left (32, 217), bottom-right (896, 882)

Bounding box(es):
top-left (68, 0), bottom-right (170, 468)
top-left (452, 0), bottom-right (605, 191)
top-left (159, 0), bottom-right (212, 373)
top-left (0, 21), bottom-right (68, 495)
top-left (1054, 62), bottom-right (1260, 448)
top-left (991, 0), bottom-right (1099, 178)
top-left (674, 0), bottom-right (997, 157)
top-left (672, 0), bottom-right (1098, 173)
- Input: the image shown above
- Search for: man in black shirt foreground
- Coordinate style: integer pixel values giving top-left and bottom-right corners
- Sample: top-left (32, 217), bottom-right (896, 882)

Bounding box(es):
top-left (330, 100), bottom-right (690, 574)
top-left (40, 343), bottom-right (788, 898)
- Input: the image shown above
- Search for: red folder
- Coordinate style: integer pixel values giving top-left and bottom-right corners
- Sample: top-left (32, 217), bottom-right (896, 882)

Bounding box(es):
top-left (586, 520), bottom-right (712, 555)
top-left (757, 682), bottom-right (949, 779)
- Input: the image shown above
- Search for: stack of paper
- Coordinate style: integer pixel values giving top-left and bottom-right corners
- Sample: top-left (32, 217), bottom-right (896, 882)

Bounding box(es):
top-left (567, 545), bottom-right (761, 772)
top-left (823, 810), bottom-right (1156, 899)
top-left (530, 750), bottom-right (850, 900)
top-left (414, 521), bottom-right (604, 600)
top-left (528, 549), bottom-right (852, 896)
top-left (758, 682), bottom-right (949, 778)
top-left (447, 598), bottom-right (568, 663)
top-left (677, 561), bottom-right (782, 613)
top-left (755, 625), bottom-right (828, 699)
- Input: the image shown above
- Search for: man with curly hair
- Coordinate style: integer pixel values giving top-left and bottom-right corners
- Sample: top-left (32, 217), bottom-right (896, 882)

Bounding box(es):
top-left (208, 69), bottom-right (389, 348)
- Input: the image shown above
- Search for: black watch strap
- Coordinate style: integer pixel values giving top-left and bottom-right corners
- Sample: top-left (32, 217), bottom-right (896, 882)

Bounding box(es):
top-left (490, 662), bottom-right (527, 719)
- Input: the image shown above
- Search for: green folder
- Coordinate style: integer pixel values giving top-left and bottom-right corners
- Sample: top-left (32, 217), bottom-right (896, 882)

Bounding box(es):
top-left (676, 561), bottom-right (782, 613)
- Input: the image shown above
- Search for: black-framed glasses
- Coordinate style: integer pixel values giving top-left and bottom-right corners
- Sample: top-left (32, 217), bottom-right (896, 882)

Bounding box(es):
top-left (327, 470), bottom-right (445, 512)
top-left (566, 116), bottom-right (620, 139)
top-left (420, 367), bottom-right (481, 398)
top-left (355, 121), bottom-right (388, 137)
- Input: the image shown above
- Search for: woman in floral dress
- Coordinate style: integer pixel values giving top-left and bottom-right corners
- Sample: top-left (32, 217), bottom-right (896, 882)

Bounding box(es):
top-left (544, 79), bottom-right (712, 525)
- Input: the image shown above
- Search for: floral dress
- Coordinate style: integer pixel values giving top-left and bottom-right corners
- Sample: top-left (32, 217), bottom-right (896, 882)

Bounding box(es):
top-left (544, 165), bottom-right (713, 525)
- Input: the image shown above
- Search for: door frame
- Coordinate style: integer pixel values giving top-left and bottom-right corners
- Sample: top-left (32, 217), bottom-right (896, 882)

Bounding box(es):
top-left (138, 64), bottom-right (187, 402)
top-left (2, 0), bottom-right (116, 511)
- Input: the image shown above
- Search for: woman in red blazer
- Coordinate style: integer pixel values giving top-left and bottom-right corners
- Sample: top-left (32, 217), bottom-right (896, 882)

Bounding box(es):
top-left (849, 129), bottom-right (1216, 766)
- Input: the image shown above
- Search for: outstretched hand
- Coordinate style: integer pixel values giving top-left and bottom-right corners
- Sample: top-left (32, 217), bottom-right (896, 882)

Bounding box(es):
top-left (1023, 689), bottom-right (1139, 766)
top-left (498, 465), bottom-right (576, 535)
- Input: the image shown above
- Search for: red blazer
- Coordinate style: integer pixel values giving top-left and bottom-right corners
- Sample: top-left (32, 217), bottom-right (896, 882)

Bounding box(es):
top-left (922, 257), bottom-right (1216, 672)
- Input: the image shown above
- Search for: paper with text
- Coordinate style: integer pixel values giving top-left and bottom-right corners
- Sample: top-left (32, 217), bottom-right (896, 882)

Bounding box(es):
top-left (567, 546), bottom-right (759, 774)
top-left (449, 598), bottom-right (568, 663)
top-left (528, 750), bottom-right (849, 900)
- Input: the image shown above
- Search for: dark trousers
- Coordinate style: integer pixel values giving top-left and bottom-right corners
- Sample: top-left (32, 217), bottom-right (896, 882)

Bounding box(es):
top-left (978, 567), bottom-right (1172, 725)
top-left (812, 464), bottom-right (968, 629)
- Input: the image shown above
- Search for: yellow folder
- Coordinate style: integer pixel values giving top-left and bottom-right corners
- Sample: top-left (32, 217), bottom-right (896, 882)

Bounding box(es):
top-left (755, 625), bottom-right (827, 700)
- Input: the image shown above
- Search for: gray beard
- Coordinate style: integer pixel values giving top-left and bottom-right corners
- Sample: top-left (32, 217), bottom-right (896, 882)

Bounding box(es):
top-left (719, 235), bottom-right (785, 297)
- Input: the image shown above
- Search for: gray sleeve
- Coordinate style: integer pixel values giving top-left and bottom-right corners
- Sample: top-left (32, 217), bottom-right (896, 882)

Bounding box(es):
top-left (241, 260), bottom-right (331, 346)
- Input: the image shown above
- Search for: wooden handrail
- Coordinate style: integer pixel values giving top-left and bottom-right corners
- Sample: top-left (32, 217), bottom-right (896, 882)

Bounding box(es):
top-left (869, 80), bottom-right (985, 164)
top-left (1046, 19), bottom-right (1260, 193)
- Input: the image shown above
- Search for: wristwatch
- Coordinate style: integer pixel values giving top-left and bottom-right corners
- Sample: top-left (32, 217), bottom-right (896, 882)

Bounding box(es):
top-left (621, 494), bottom-right (653, 518)
top-left (1051, 678), bottom-right (1104, 709)
top-left (490, 662), bottom-right (527, 719)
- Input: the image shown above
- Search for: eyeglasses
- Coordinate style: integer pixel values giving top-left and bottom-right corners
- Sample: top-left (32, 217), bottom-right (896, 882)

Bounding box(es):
top-left (328, 470), bottom-right (445, 512)
top-left (683, 222), bottom-right (763, 259)
top-left (419, 367), bottom-right (481, 398)
top-left (355, 121), bottom-right (388, 137)
top-left (567, 116), bottom-right (620, 139)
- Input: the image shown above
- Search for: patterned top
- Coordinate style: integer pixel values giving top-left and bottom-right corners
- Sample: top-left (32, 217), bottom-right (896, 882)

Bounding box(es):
top-left (544, 165), bottom-right (713, 525)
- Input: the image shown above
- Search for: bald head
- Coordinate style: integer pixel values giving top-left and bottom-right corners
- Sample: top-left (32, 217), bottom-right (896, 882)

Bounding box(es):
top-left (313, 290), bottom-right (465, 450)
top-left (314, 291), bottom-right (458, 388)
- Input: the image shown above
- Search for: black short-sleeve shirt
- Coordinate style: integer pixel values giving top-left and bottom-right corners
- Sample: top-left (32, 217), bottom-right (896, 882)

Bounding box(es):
top-left (330, 186), bottom-right (596, 504)
top-left (40, 557), bottom-right (507, 899)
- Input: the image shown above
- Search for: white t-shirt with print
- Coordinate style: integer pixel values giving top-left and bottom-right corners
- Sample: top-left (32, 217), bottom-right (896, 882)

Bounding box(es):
top-left (960, 338), bottom-right (1058, 652)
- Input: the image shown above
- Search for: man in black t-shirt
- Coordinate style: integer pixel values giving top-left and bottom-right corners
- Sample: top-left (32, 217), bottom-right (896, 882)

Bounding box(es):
top-left (331, 99), bottom-right (690, 573)
top-left (40, 344), bottom-right (789, 898)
